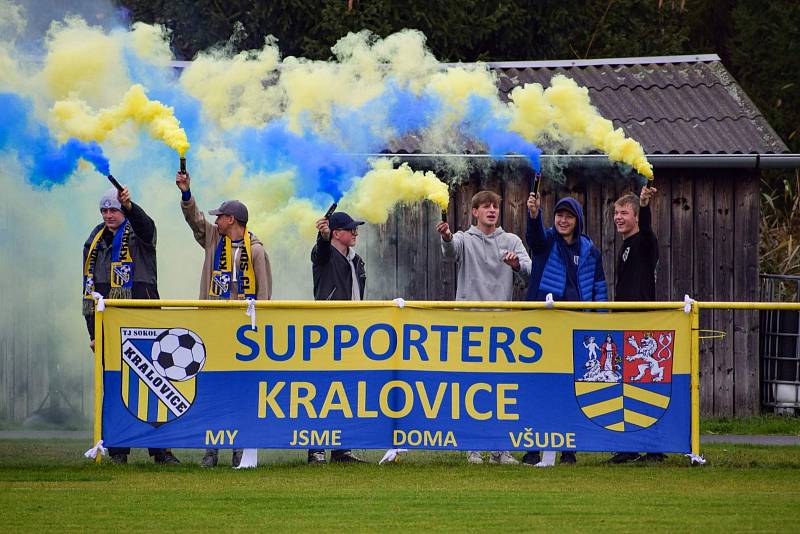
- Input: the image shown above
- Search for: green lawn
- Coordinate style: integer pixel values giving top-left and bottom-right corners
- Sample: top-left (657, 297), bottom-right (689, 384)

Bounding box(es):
top-left (1, 441), bottom-right (799, 532)
top-left (701, 415), bottom-right (800, 435)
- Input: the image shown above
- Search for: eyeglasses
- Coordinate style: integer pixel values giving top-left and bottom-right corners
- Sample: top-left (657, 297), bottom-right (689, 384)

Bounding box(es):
top-left (335, 228), bottom-right (359, 236)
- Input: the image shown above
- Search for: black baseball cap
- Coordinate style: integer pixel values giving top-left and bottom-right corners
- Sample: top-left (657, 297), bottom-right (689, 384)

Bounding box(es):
top-left (329, 211), bottom-right (364, 231)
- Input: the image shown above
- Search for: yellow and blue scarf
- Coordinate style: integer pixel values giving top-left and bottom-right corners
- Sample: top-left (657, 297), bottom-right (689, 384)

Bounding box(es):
top-left (209, 231), bottom-right (256, 300)
top-left (83, 222), bottom-right (134, 314)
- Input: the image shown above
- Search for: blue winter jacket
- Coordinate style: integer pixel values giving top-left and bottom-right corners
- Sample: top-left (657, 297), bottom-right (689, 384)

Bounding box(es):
top-left (525, 197), bottom-right (608, 302)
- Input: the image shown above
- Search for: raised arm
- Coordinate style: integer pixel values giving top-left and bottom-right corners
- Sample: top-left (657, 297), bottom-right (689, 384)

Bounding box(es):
top-left (177, 171), bottom-right (212, 247)
top-left (311, 218), bottom-right (333, 266)
top-left (639, 185), bottom-right (656, 233)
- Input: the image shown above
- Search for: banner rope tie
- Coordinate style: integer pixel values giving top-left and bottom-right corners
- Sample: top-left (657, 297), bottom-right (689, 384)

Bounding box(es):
top-left (685, 453), bottom-right (706, 465)
top-left (245, 298), bottom-right (256, 329)
top-left (84, 440), bottom-right (107, 459)
top-left (91, 292), bottom-right (105, 312)
top-left (683, 294), bottom-right (696, 314)
top-left (379, 448), bottom-right (408, 464)
top-left (393, 297), bottom-right (406, 309)
top-left (545, 293), bottom-right (555, 309)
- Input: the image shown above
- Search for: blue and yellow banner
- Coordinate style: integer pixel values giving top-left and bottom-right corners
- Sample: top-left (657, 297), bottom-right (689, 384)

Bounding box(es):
top-left (99, 305), bottom-right (692, 452)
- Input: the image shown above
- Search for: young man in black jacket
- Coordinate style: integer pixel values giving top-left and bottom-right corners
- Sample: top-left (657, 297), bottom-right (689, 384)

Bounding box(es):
top-left (307, 211), bottom-right (366, 463)
top-left (82, 186), bottom-right (179, 465)
top-left (609, 184), bottom-right (666, 464)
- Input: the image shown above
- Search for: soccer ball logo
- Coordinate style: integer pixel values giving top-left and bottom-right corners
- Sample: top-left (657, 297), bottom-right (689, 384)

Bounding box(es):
top-left (150, 328), bottom-right (206, 381)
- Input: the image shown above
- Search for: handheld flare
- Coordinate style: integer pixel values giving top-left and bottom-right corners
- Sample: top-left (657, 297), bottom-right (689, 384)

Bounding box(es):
top-left (531, 172), bottom-right (542, 197)
top-left (107, 174), bottom-right (123, 192)
top-left (324, 202), bottom-right (337, 219)
top-left (180, 157), bottom-right (187, 175)
top-left (441, 209), bottom-right (448, 222)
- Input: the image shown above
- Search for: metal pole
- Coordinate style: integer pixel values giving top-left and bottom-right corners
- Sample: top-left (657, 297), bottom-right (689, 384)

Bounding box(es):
top-left (691, 301), bottom-right (701, 457)
top-left (93, 306), bottom-right (104, 464)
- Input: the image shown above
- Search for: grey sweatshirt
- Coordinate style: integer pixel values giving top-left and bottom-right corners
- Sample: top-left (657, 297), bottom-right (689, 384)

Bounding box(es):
top-left (442, 225), bottom-right (532, 301)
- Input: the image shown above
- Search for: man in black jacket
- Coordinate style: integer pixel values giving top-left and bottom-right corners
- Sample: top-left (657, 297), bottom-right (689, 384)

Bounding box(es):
top-left (608, 184), bottom-right (666, 464)
top-left (311, 212), bottom-right (366, 301)
top-left (307, 211), bottom-right (366, 463)
top-left (82, 186), bottom-right (179, 465)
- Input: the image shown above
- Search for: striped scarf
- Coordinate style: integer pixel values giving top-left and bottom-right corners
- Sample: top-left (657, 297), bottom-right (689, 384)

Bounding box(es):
top-left (83, 222), bottom-right (134, 314)
top-left (209, 231), bottom-right (256, 300)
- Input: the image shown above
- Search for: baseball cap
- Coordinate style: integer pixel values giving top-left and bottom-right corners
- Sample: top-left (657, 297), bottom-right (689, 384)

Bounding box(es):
top-left (99, 188), bottom-right (122, 211)
top-left (554, 198), bottom-right (579, 218)
top-left (209, 200), bottom-right (248, 224)
top-left (329, 211), bottom-right (364, 231)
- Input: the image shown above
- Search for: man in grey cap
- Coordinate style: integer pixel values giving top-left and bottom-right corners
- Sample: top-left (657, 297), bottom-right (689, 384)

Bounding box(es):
top-left (306, 210), bottom-right (367, 463)
top-left (83, 185), bottom-right (179, 465)
top-left (176, 170), bottom-right (272, 467)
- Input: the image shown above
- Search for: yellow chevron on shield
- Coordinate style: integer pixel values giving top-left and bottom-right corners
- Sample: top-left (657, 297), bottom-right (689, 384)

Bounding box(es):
top-left (120, 337), bottom-right (197, 427)
top-left (575, 382), bottom-right (671, 432)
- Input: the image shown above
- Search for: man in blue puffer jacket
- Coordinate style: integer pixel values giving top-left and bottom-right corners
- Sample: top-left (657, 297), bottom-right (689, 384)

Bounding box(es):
top-left (525, 195), bottom-right (607, 304)
top-left (522, 192), bottom-right (608, 466)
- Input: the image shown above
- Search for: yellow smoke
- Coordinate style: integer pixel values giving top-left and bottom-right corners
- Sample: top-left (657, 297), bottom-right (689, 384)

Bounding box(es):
top-left (427, 66), bottom-right (497, 112)
top-left (130, 22), bottom-right (173, 67)
top-left (507, 82), bottom-right (554, 142)
top-left (181, 41), bottom-right (282, 129)
top-left (0, 46), bottom-right (21, 90)
top-left (362, 29), bottom-right (439, 92)
top-left (40, 16), bottom-right (132, 106)
top-left (51, 84), bottom-right (190, 155)
top-left (280, 57), bottom-right (385, 134)
top-left (509, 75), bottom-right (653, 179)
top-left (178, 29), bottom-right (441, 134)
top-left (339, 159), bottom-right (449, 223)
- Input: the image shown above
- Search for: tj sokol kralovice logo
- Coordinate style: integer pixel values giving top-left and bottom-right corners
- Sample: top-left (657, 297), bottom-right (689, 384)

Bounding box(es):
top-left (119, 327), bottom-right (206, 426)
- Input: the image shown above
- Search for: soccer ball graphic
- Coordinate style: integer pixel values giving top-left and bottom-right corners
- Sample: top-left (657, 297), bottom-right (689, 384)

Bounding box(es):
top-left (151, 328), bottom-right (206, 381)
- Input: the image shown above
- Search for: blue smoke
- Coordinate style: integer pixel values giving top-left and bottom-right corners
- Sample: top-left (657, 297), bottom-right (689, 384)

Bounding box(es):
top-left (0, 93), bottom-right (110, 188)
top-left (235, 82), bottom-right (443, 204)
top-left (236, 82), bottom-right (443, 203)
top-left (463, 95), bottom-right (542, 172)
top-left (328, 81), bottom-right (442, 155)
top-left (385, 82), bottom-right (442, 136)
top-left (237, 120), bottom-right (367, 201)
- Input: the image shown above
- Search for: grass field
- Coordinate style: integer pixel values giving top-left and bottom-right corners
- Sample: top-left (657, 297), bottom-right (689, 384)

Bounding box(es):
top-left (1, 440), bottom-right (799, 532)
top-left (701, 415), bottom-right (800, 435)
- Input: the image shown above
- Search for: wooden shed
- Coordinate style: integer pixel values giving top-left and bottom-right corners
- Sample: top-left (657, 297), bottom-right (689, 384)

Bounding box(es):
top-left (358, 54), bottom-right (798, 417)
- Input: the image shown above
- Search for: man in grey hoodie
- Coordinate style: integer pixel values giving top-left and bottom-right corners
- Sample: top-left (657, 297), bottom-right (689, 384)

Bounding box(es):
top-left (436, 190), bottom-right (532, 465)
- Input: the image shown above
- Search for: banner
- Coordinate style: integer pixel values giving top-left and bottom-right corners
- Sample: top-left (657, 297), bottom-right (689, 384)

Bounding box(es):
top-left (99, 305), bottom-right (693, 453)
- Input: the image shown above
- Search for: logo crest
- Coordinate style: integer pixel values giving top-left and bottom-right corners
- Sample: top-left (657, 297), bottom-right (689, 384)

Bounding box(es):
top-left (573, 330), bottom-right (674, 432)
top-left (111, 261), bottom-right (132, 286)
top-left (210, 271), bottom-right (230, 297)
top-left (119, 328), bottom-right (206, 426)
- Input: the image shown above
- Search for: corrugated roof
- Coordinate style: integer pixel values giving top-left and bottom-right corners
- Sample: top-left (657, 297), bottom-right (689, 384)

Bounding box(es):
top-left (397, 57), bottom-right (790, 155)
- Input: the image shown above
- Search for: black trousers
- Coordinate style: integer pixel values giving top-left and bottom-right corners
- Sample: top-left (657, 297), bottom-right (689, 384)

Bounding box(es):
top-left (108, 447), bottom-right (165, 456)
top-left (308, 449), bottom-right (351, 457)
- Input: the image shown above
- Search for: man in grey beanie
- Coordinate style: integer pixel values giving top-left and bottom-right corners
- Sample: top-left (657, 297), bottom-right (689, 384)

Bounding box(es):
top-left (83, 184), bottom-right (179, 465)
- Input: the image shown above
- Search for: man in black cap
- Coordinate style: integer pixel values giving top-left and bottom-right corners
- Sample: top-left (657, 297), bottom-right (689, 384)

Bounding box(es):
top-left (307, 211), bottom-right (367, 463)
top-left (176, 170), bottom-right (272, 467)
